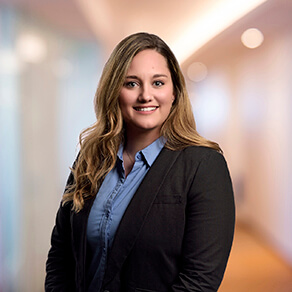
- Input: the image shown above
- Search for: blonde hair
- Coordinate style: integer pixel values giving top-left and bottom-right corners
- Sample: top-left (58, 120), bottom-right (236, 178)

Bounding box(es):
top-left (62, 32), bottom-right (221, 212)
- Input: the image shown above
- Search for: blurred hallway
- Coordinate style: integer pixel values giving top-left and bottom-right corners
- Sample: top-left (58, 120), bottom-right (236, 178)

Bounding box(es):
top-left (1, 0), bottom-right (292, 290)
top-left (220, 223), bottom-right (292, 292)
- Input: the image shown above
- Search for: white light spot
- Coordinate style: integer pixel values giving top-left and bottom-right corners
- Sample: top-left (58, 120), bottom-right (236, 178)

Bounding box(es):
top-left (187, 62), bottom-right (208, 82)
top-left (16, 33), bottom-right (47, 63)
top-left (241, 28), bottom-right (264, 49)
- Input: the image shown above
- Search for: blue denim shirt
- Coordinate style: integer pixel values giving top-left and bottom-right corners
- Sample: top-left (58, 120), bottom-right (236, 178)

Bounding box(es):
top-left (86, 137), bottom-right (165, 291)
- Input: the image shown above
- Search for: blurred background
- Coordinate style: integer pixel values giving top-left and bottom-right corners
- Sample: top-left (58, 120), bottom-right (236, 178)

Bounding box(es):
top-left (0, 0), bottom-right (291, 291)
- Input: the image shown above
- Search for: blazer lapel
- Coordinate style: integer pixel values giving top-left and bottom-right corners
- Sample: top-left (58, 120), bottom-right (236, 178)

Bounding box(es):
top-left (103, 147), bottom-right (181, 286)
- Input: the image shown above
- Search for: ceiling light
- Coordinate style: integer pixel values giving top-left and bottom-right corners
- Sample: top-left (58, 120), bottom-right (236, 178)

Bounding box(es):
top-left (187, 62), bottom-right (208, 82)
top-left (16, 33), bottom-right (47, 63)
top-left (172, 0), bottom-right (268, 64)
top-left (241, 28), bottom-right (264, 49)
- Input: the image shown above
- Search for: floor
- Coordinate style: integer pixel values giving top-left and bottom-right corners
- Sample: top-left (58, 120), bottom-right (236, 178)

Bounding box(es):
top-left (219, 223), bottom-right (292, 292)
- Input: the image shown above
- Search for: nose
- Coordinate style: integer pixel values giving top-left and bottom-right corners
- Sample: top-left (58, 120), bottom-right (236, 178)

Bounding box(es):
top-left (138, 85), bottom-right (153, 102)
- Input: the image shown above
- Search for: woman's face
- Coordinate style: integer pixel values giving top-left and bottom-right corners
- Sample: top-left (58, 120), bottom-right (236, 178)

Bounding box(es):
top-left (119, 49), bottom-right (175, 138)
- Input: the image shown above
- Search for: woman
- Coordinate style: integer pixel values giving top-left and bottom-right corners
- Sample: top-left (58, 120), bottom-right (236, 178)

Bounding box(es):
top-left (45, 32), bottom-right (235, 292)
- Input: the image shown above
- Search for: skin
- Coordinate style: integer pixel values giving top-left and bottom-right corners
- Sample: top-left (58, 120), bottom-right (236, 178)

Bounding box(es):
top-left (118, 49), bottom-right (175, 176)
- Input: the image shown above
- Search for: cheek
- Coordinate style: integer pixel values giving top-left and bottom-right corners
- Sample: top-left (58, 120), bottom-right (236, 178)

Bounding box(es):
top-left (119, 90), bottom-right (135, 107)
top-left (118, 94), bottom-right (129, 112)
top-left (119, 102), bottom-right (128, 120)
top-left (118, 95), bottom-right (132, 122)
top-left (161, 91), bottom-right (175, 109)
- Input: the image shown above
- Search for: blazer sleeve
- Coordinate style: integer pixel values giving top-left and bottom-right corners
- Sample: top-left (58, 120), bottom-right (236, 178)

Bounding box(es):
top-left (170, 150), bottom-right (235, 292)
top-left (45, 172), bottom-right (76, 292)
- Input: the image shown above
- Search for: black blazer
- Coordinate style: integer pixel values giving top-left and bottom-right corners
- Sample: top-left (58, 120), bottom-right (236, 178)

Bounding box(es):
top-left (45, 146), bottom-right (235, 292)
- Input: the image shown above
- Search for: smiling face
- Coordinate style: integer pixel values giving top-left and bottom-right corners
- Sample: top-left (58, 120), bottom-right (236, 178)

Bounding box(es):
top-left (119, 49), bottom-right (175, 139)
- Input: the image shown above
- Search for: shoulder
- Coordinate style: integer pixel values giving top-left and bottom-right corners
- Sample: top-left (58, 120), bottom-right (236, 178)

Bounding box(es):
top-left (160, 145), bottom-right (226, 168)
top-left (180, 146), bottom-right (225, 164)
top-left (55, 200), bottom-right (73, 225)
top-left (181, 147), bottom-right (232, 188)
top-left (177, 146), bottom-right (230, 181)
top-left (159, 146), bottom-right (228, 180)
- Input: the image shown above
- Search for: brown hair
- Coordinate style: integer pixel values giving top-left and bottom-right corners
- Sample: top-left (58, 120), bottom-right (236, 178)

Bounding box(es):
top-left (62, 32), bottom-right (221, 212)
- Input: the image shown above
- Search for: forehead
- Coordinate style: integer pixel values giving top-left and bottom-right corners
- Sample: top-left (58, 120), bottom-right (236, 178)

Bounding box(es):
top-left (127, 49), bottom-right (170, 73)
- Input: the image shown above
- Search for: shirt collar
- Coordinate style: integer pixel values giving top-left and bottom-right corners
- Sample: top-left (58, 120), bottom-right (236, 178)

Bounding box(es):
top-left (117, 136), bottom-right (166, 167)
top-left (140, 136), bottom-right (166, 166)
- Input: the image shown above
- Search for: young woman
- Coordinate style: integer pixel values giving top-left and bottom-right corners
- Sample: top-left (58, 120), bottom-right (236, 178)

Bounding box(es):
top-left (45, 32), bottom-right (235, 292)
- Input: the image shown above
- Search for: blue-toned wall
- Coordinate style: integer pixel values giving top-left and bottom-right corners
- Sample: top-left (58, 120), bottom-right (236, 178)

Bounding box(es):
top-left (0, 8), bottom-right (21, 292)
top-left (0, 6), bottom-right (102, 291)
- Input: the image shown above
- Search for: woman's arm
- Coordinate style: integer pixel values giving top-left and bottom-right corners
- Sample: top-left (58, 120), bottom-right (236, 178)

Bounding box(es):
top-left (45, 173), bottom-right (76, 292)
top-left (171, 150), bottom-right (235, 291)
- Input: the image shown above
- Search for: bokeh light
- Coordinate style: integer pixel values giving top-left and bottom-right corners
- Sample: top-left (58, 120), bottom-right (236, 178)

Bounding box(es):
top-left (187, 62), bottom-right (208, 82)
top-left (241, 28), bottom-right (264, 49)
top-left (16, 32), bottom-right (47, 63)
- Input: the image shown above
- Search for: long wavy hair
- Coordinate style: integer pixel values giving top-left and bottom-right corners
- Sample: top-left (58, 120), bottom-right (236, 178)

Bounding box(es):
top-left (62, 32), bottom-right (221, 212)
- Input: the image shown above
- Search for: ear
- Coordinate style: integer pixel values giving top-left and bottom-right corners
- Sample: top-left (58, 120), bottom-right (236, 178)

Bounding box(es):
top-left (172, 94), bottom-right (176, 103)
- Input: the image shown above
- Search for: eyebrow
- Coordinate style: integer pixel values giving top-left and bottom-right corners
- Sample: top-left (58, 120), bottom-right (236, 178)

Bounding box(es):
top-left (125, 74), bottom-right (169, 79)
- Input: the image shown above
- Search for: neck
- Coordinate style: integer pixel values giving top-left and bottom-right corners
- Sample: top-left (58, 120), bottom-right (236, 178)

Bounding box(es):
top-left (124, 129), bottom-right (160, 156)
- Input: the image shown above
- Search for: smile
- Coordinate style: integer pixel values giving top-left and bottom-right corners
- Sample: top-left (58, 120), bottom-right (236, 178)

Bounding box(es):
top-left (134, 107), bottom-right (158, 112)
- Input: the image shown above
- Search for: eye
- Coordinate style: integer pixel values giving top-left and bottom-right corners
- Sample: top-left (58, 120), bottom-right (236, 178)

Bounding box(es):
top-left (124, 81), bottom-right (138, 88)
top-left (153, 80), bottom-right (164, 87)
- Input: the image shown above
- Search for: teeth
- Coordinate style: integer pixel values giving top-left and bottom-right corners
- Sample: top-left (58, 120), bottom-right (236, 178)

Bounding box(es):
top-left (135, 107), bottom-right (157, 112)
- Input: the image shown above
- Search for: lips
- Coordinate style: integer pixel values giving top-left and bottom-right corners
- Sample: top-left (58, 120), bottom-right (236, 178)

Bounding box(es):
top-left (134, 106), bottom-right (158, 112)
